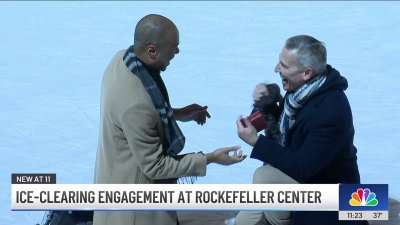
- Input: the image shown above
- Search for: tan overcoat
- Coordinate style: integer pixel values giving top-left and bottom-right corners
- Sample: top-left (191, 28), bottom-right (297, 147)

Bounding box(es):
top-left (93, 50), bottom-right (207, 225)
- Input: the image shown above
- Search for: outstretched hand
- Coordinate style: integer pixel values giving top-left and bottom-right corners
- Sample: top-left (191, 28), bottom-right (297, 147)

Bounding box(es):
top-left (206, 145), bottom-right (246, 165)
top-left (174, 104), bottom-right (211, 125)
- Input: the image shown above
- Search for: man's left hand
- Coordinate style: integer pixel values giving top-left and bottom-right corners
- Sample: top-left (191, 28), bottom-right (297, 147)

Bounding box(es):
top-left (173, 104), bottom-right (211, 125)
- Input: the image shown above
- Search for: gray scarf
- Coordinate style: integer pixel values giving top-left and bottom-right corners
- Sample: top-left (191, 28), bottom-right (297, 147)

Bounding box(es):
top-left (279, 75), bottom-right (327, 146)
top-left (123, 45), bottom-right (185, 157)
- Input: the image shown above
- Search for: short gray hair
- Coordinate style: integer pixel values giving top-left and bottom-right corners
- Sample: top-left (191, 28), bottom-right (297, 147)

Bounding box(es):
top-left (285, 35), bottom-right (327, 75)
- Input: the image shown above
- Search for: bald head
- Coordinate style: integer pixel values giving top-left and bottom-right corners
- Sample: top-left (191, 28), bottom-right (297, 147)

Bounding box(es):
top-left (134, 14), bottom-right (177, 50)
top-left (133, 14), bottom-right (180, 71)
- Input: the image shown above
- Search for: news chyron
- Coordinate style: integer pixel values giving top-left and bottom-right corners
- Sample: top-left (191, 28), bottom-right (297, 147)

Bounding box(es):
top-left (11, 173), bottom-right (390, 222)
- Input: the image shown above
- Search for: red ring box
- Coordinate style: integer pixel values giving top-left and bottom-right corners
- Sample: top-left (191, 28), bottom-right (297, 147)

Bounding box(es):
top-left (240, 111), bottom-right (267, 132)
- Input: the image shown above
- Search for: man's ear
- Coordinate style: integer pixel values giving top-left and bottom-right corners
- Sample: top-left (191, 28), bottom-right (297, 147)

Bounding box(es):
top-left (303, 68), bottom-right (313, 81)
top-left (146, 44), bottom-right (158, 59)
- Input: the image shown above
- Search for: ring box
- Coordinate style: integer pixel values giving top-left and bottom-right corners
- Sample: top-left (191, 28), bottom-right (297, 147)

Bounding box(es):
top-left (240, 111), bottom-right (267, 132)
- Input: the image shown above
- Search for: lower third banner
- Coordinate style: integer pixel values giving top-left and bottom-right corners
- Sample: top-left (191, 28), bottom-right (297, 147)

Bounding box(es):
top-left (12, 184), bottom-right (337, 211)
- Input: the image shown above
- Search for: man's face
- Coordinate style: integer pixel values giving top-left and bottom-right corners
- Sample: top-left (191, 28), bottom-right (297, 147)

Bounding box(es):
top-left (274, 48), bottom-right (307, 92)
top-left (155, 28), bottom-right (180, 71)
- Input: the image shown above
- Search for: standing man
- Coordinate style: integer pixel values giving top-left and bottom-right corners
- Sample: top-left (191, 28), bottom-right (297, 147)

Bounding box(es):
top-left (236, 35), bottom-right (365, 225)
top-left (94, 14), bottom-right (245, 225)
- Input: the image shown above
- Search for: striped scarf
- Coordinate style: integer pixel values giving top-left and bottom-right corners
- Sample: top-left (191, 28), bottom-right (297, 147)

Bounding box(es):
top-left (123, 45), bottom-right (185, 157)
top-left (279, 75), bottom-right (327, 146)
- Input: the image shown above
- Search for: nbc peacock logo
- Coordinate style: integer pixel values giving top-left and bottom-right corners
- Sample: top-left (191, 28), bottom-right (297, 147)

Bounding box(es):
top-left (349, 188), bottom-right (378, 206)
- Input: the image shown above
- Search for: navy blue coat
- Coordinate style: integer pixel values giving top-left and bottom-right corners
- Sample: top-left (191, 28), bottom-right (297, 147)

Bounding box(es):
top-left (251, 65), bottom-right (364, 225)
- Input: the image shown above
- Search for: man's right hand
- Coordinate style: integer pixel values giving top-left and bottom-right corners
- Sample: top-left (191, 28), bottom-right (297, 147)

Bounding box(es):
top-left (236, 115), bottom-right (259, 147)
top-left (206, 146), bottom-right (246, 165)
